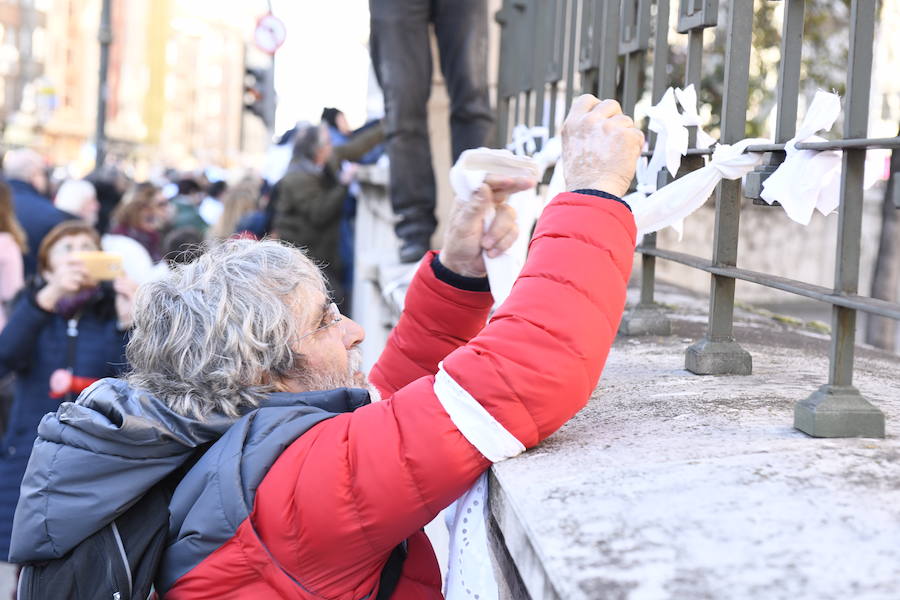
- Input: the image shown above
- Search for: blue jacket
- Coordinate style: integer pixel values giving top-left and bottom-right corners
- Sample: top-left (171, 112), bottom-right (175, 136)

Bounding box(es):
top-left (7, 179), bottom-right (69, 278)
top-left (0, 285), bottom-right (128, 558)
top-left (8, 378), bottom-right (366, 595)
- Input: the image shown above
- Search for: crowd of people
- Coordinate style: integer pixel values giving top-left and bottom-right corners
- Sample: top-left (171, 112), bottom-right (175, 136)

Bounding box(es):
top-left (0, 105), bottom-right (389, 597)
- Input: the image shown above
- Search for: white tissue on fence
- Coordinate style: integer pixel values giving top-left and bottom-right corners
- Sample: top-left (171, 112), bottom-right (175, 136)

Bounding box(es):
top-left (760, 90), bottom-right (842, 225)
top-left (633, 137), bottom-right (769, 236)
top-left (633, 86), bottom-right (719, 239)
top-left (645, 88), bottom-right (688, 179)
top-left (506, 124), bottom-right (549, 157)
top-left (675, 84), bottom-right (718, 150)
top-left (449, 148), bottom-right (541, 304)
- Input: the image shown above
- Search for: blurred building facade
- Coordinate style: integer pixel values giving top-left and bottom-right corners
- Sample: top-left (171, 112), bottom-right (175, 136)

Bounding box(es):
top-left (1, 0), bottom-right (271, 174)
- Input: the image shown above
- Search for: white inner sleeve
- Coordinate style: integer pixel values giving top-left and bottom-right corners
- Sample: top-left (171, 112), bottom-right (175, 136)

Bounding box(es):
top-left (433, 364), bottom-right (526, 463)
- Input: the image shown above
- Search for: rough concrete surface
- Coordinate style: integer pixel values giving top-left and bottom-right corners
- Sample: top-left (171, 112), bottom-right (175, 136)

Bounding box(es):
top-left (490, 283), bottom-right (900, 600)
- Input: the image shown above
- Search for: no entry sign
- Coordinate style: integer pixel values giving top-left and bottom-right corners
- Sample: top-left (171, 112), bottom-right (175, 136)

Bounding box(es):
top-left (254, 13), bottom-right (286, 55)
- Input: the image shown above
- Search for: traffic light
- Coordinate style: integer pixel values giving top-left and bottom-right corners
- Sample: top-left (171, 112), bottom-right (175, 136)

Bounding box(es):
top-left (244, 66), bottom-right (274, 128)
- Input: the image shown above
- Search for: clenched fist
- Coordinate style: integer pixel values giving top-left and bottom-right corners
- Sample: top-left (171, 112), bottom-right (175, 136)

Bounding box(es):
top-left (561, 95), bottom-right (644, 198)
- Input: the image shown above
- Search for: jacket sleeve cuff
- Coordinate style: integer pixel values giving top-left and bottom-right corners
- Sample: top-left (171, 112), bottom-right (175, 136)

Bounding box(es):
top-left (569, 189), bottom-right (632, 212)
top-left (430, 254), bottom-right (491, 292)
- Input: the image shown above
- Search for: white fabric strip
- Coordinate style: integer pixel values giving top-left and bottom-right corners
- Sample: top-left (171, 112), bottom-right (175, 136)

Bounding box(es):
top-left (433, 364), bottom-right (526, 463)
top-left (633, 137), bottom-right (769, 237)
top-left (760, 90), bottom-right (843, 225)
top-left (449, 148), bottom-right (541, 305)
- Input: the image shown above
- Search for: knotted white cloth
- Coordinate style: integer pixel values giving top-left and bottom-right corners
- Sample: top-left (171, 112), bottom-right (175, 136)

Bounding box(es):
top-left (449, 148), bottom-right (541, 303)
top-left (626, 85), bottom-right (717, 238)
top-left (634, 137), bottom-right (769, 236)
top-left (760, 90), bottom-right (842, 225)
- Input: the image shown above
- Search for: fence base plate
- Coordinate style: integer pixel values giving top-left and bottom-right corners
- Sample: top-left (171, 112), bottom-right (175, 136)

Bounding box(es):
top-left (619, 304), bottom-right (672, 336)
top-left (685, 338), bottom-right (752, 375)
top-left (794, 384), bottom-right (885, 438)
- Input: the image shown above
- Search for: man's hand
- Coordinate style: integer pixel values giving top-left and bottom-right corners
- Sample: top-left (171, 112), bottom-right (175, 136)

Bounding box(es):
top-left (562, 95), bottom-right (644, 197)
top-left (439, 175), bottom-right (535, 278)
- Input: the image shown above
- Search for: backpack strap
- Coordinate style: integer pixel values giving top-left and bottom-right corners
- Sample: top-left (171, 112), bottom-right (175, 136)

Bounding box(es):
top-left (375, 540), bottom-right (408, 600)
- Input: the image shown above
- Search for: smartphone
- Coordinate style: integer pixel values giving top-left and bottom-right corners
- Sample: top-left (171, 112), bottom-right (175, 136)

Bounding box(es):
top-left (73, 251), bottom-right (124, 281)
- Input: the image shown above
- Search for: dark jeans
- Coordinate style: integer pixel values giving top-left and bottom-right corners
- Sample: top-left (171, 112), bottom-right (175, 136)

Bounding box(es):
top-left (370, 0), bottom-right (493, 245)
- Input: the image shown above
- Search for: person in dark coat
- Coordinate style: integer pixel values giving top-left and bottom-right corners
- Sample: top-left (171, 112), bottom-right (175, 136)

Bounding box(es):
top-left (2, 148), bottom-right (69, 278)
top-left (271, 121), bottom-right (384, 308)
top-left (0, 220), bottom-right (135, 565)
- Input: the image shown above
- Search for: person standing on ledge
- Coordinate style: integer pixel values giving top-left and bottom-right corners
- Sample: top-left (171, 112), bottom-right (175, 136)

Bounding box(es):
top-left (369, 0), bottom-right (494, 263)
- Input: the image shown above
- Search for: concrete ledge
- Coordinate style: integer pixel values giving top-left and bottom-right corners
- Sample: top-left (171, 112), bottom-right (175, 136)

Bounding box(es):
top-left (488, 283), bottom-right (900, 599)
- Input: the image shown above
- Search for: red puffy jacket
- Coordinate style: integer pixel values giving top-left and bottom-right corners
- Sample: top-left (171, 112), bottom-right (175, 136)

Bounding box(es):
top-left (165, 191), bottom-right (636, 598)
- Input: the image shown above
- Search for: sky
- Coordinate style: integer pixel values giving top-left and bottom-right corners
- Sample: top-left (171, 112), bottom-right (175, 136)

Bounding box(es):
top-left (269, 0), bottom-right (375, 136)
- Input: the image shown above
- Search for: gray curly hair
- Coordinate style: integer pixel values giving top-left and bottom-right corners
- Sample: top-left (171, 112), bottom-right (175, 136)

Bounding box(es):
top-left (126, 238), bottom-right (326, 419)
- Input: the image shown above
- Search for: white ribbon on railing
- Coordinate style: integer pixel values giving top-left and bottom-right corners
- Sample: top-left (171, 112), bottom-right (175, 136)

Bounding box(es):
top-left (625, 85), bottom-right (718, 238)
top-left (646, 88), bottom-right (688, 179)
top-left (676, 84), bottom-right (718, 150)
top-left (506, 124), bottom-right (549, 157)
top-left (760, 90), bottom-right (843, 225)
top-left (634, 137), bottom-right (770, 236)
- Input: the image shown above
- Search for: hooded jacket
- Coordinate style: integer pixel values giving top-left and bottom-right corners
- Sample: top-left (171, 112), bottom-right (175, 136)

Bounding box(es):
top-left (10, 191), bottom-right (636, 598)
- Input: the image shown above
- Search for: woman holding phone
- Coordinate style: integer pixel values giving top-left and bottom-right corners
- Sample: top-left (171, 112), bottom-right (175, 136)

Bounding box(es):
top-left (0, 220), bottom-right (135, 566)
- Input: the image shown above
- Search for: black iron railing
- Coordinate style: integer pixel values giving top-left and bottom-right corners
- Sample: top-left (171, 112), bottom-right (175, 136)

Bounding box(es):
top-left (495, 0), bottom-right (900, 437)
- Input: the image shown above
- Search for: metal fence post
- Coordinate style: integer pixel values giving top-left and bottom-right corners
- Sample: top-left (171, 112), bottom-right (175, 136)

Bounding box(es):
top-left (685, 0), bottom-right (754, 375)
top-left (620, 0), bottom-right (674, 336)
top-left (794, 0), bottom-right (885, 438)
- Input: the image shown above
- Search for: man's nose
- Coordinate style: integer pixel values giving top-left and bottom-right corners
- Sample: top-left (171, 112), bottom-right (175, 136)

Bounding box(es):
top-left (342, 315), bottom-right (365, 347)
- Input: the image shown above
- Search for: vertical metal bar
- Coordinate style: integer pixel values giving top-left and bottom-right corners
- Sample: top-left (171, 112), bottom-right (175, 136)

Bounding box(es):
top-left (546, 0), bottom-right (564, 135)
top-left (639, 0), bottom-right (670, 307)
top-left (707, 0), bottom-right (753, 341)
top-left (683, 28), bottom-right (703, 148)
top-left (746, 0), bottom-right (805, 201)
top-left (650, 0), bottom-right (669, 104)
top-left (565, 0), bottom-right (580, 109)
top-left (495, 0), bottom-right (515, 146)
top-left (620, 0), bottom-right (651, 117)
top-left (597, 0), bottom-right (621, 99)
top-left (773, 0), bottom-right (804, 142)
top-left (830, 0), bottom-right (876, 388)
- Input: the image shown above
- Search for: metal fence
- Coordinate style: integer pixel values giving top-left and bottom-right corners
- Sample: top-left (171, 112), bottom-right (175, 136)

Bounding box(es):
top-left (494, 0), bottom-right (900, 438)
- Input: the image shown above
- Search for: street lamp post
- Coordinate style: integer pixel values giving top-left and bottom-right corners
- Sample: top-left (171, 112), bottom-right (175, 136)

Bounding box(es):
top-left (95, 0), bottom-right (112, 168)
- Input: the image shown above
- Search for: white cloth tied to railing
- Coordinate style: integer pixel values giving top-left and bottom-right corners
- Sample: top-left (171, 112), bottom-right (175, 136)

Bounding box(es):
top-left (760, 90), bottom-right (842, 225)
top-left (633, 137), bottom-right (769, 236)
top-left (625, 85), bottom-right (717, 238)
top-left (506, 123), bottom-right (549, 158)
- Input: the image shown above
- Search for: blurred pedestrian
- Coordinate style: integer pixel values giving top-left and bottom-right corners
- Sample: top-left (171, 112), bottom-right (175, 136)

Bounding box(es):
top-left (109, 182), bottom-right (169, 262)
top-left (210, 175), bottom-right (265, 240)
top-left (54, 180), bottom-right (100, 227)
top-left (370, 0), bottom-right (493, 262)
top-left (0, 182), bottom-right (25, 330)
top-left (3, 148), bottom-right (68, 277)
top-left (86, 166), bottom-right (130, 235)
top-left (171, 178), bottom-right (208, 234)
top-left (0, 220), bottom-right (134, 575)
top-left (271, 121), bottom-right (383, 307)
top-left (0, 183), bottom-right (25, 463)
top-left (199, 180), bottom-right (227, 228)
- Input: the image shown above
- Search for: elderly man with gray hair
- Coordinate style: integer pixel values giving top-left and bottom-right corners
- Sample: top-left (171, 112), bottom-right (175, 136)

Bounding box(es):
top-left (3, 148), bottom-right (68, 277)
top-left (9, 96), bottom-right (645, 599)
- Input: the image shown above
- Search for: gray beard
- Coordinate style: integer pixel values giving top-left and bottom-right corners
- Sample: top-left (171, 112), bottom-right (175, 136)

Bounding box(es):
top-left (297, 347), bottom-right (381, 402)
